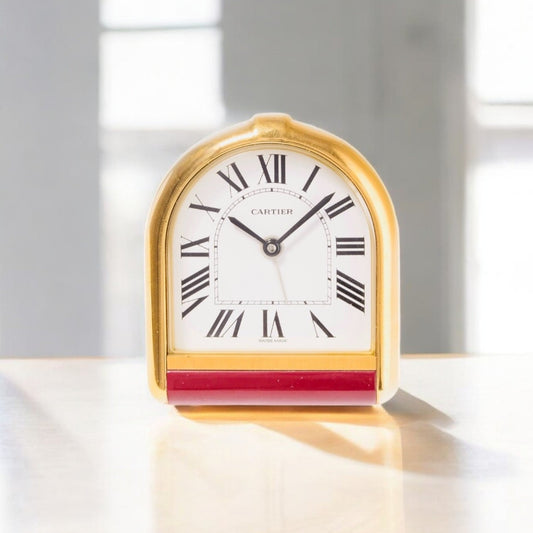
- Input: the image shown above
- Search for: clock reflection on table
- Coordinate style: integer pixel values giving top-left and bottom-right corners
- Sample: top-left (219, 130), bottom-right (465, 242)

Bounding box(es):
top-left (151, 404), bottom-right (405, 532)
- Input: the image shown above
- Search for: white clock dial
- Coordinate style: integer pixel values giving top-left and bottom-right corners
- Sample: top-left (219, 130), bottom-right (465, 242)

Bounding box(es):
top-left (167, 147), bottom-right (375, 353)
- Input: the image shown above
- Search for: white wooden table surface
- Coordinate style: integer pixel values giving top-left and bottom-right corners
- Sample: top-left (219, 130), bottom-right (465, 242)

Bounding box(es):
top-left (0, 354), bottom-right (530, 533)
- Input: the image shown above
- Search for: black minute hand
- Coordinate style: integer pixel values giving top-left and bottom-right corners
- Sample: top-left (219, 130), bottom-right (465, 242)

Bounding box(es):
top-left (277, 193), bottom-right (334, 244)
top-left (228, 216), bottom-right (267, 244)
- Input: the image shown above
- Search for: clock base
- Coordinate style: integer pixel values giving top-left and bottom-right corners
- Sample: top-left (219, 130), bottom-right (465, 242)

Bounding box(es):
top-left (166, 370), bottom-right (376, 406)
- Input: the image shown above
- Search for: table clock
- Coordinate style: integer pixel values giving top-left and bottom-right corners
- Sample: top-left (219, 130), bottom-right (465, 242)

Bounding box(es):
top-left (146, 114), bottom-right (399, 405)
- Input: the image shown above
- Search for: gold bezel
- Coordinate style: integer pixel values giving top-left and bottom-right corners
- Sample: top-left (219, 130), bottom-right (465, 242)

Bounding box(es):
top-left (145, 114), bottom-right (400, 403)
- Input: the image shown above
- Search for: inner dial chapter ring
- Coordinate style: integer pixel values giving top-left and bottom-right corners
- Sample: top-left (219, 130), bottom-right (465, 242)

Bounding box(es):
top-left (213, 187), bottom-right (332, 306)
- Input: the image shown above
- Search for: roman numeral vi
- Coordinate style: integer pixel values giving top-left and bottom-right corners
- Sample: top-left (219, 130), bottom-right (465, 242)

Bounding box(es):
top-left (262, 309), bottom-right (284, 338)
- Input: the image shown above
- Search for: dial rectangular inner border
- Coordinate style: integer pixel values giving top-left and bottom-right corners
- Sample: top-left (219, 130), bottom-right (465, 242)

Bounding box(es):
top-left (213, 187), bottom-right (332, 305)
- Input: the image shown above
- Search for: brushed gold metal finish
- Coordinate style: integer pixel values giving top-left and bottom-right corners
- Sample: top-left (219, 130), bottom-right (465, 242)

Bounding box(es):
top-left (146, 113), bottom-right (400, 403)
top-left (167, 354), bottom-right (377, 371)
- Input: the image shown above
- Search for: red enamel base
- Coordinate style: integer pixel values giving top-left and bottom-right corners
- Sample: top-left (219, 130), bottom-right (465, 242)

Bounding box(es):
top-left (166, 370), bottom-right (376, 405)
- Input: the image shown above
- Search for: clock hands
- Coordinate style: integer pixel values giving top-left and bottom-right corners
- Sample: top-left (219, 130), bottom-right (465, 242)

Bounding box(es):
top-left (228, 193), bottom-right (334, 258)
top-left (228, 216), bottom-right (282, 257)
top-left (228, 216), bottom-right (267, 245)
top-left (277, 193), bottom-right (334, 244)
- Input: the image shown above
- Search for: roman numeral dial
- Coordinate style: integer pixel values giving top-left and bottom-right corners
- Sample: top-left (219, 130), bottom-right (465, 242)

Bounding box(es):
top-left (170, 146), bottom-right (374, 353)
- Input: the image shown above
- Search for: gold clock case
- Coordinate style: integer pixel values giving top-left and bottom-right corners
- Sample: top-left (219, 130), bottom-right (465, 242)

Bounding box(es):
top-left (146, 114), bottom-right (400, 404)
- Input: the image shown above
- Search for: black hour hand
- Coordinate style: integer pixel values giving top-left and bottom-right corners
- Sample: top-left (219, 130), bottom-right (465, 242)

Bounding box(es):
top-left (228, 216), bottom-right (267, 245)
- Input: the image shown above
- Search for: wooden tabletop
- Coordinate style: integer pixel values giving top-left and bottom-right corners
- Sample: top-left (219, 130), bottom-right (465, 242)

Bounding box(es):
top-left (0, 354), bottom-right (530, 533)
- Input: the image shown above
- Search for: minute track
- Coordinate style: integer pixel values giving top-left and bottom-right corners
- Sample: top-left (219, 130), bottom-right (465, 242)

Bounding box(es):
top-left (213, 187), bottom-right (332, 306)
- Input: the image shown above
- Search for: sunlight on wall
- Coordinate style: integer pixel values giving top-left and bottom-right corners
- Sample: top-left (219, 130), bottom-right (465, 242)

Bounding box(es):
top-left (100, 0), bottom-right (220, 28)
top-left (99, 0), bottom-right (223, 355)
top-left (467, 157), bottom-right (533, 353)
top-left (467, 0), bottom-right (533, 354)
top-left (472, 0), bottom-right (533, 102)
top-left (100, 29), bottom-right (224, 130)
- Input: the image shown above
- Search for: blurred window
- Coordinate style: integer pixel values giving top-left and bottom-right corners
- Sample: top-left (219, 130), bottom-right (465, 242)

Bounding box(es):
top-left (101, 0), bottom-right (220, 28)
top-left (471, 0), bottom-right (533, 103)
top-left (467, 0), bottom-right (533, 353)
top-left (100, 30), bottom-right (223, 130)
top-left (99, 1), bottom-right (223, 355)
